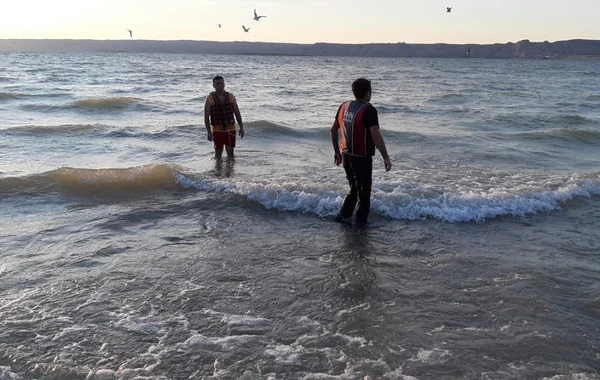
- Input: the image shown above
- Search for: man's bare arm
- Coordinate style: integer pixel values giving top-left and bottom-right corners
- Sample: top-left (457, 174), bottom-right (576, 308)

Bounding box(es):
top-left (204, 97), bottom-right (213, 141)
top-left (330, 120), bottom-right (342, 165)
top-left (370, 126), bottom-right (392, 171)
top-left (232, 98), bottom-right (244, 138)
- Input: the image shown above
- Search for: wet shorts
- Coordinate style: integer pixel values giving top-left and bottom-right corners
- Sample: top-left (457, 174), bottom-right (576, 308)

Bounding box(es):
top-left (213, 130), bottom-right (236, 149)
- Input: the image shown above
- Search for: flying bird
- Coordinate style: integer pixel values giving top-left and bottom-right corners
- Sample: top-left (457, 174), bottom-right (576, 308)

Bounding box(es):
top-left (446, 7), bottom-right (452, 13)
top-left (218, 24), bottom-right (222, 28)
top-left (127, 29), bottom-right (133, 38)
top-left (253, 9), bottom-right (267, 21)
top-left (242, 25), bottom-right (250, 32)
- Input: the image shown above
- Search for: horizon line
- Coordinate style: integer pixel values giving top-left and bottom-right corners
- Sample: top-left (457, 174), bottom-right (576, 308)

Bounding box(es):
top-left (1, 37), bottom-right (598, 46)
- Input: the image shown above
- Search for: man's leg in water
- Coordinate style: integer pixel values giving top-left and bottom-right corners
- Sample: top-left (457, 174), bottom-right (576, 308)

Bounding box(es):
top-left (354, 156), bottom-right (373, 224)
top-left (336, 154), bottom-right (357, 221)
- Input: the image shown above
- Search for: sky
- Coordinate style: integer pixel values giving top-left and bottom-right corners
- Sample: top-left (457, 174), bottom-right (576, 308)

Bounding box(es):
top-left (1, 0), bottom-right (599, 45)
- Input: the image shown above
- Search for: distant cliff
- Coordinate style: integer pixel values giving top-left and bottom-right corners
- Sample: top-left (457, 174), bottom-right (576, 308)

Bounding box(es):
top-left (1, 39), bottom-right (600, 59)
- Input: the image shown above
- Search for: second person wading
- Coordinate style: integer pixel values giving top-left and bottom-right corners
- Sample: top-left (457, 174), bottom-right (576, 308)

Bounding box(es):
top-left (204, 75), bottom-right (244, 159)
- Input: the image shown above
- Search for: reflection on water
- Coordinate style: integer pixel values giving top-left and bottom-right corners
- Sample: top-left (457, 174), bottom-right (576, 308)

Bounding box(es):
top-left (213, 157), bottom-right (235, 178)
top-left (336, 226), bottom-right (377, 302)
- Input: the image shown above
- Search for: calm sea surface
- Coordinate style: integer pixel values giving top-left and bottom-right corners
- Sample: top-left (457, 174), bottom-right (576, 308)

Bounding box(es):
top-left (1, 52), bottom-right (600, 379)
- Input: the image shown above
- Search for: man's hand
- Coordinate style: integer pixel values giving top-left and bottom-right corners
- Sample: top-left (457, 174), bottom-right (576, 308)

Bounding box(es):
top-left (207, 131), bottom-right (213, 141)
top-left (239, 128), bottom-right (245, 138)
top-left (334, 151), bottom-right (342, 166)
top-left (384, 158), bottom-right (392, 171)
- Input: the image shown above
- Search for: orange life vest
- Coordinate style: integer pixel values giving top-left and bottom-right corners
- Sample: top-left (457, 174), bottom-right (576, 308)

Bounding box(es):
top-left (208, 92), bottom-right (236, 131)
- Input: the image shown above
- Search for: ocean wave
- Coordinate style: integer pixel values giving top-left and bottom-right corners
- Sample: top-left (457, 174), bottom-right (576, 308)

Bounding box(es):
top-left (3, 165), bottom-right (599, 223)
top-left (2, 123), bottom-right (103, 135)
top-left (377, 105), bottom-right (416, 114)
top-left (490, 113), bottom-right (598, 128)
top-left (176, 173), bottom-right (600, 223)
top-left (19, 103), bottom-right (69, 112)
top-left (0, 164), bottom-right (182, 197)
top-left (580, 102), bottom-right (600, 109)
top-left (73, 96), bottom-right (141, 109)
top-left (3, 120), bottom-right (317, 140)
top-left (550, 115), bottom-right (596, 125)
top-left (373, 179), bottom-right (600, 222)
top-left (105, 126), bottom-right (180, 139)
top-left (55, 164), bottom-right (182, 194)
top-left (426, 92), bottom-right (469, 104)
top-left (7, 91), bottom-right (72, 100)
top-left (0, 123), bottom-right (198, 139)
top-left (245, 120), bottom-right (310, 137)
top-left (0, 92), bottom-right (20, 100)
top-left (18, 97), bottom-right (154, 113)
top-left (176, 175), bottom-right (342, 216)
top-left (377, 129), bottom-right (431, 144)
top-left (580, 71), bottom-right (600, 77)
top-left (517, 128), bottom-right (600, 143)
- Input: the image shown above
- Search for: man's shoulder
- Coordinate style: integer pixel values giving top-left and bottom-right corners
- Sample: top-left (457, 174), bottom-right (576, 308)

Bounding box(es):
top-left (364, 103), bottom-right (377, 114)
top-left (336, 102), bottom-right (347, 116)
top-left (221, 91), bottom-right (235, 102)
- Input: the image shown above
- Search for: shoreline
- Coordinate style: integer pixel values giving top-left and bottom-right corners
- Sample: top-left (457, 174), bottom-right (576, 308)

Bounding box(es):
top-left (1, 38), bottom-right (600, 59)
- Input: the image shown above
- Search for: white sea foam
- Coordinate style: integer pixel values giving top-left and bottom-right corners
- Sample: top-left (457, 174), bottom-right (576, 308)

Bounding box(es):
top-left (0, 366), bottom-right (22, 380)
top-left (409, 347), bottom-right (451, 364)
top-left (176, 173), bottom-right (600, 223)
top-left (86, 369), bottom-right (116, 380)
top-left (108, 306), bottom-right (189, 337)
top-left (220, 314), bottom-right (272, 327)
top-left (51, 325), bottom-right (88, 340)
top-left (183, 332), bottom-right (256, 350)
top-left (335, 303), bottom-right (371, 318)
top-left (540, 375), bottom-right (600, 380)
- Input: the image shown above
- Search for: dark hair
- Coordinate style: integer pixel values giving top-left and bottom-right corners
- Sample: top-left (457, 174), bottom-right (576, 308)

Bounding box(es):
top-left (213, 75), bottom-right (224, 83)
top-left (352, 78), bottom-right (371, 98)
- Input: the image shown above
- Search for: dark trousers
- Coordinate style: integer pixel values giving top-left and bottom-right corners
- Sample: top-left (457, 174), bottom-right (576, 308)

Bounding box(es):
top-left (340, 153), bottom-right (373, 223)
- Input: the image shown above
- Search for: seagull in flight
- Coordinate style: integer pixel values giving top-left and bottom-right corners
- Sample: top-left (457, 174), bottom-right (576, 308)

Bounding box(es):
top-left (446, 7), bottom-right (452, 13)
top-left (242, 25), bottom-right (250, 32)
top-left (218, 24), bottom-right (222, 28)
top-left (253, 9), bottom-right (267, 21)
top-left (127, 29), bottom-right (133, 38)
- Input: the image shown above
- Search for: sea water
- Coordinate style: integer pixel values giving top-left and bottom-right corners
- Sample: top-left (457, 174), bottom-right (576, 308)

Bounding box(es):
top-left (1, 52), bottom-right (599, 379)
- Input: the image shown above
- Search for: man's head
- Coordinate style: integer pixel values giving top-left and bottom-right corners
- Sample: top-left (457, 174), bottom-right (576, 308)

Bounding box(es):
top-left (213, 75), bottom-right (225, 92)
top-left (352, 78), bottom-right (371, 100)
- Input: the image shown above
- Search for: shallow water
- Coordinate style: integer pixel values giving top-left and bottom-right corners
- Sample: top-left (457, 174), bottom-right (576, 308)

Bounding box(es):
top-left (1, 52), bottom-right (599, 379)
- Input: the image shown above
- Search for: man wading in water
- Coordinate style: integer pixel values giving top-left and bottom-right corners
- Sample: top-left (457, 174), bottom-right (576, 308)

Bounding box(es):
top-left (330, 78), bottom-right (392, 225)
top-left (204, 76), bottom-right (244, 159)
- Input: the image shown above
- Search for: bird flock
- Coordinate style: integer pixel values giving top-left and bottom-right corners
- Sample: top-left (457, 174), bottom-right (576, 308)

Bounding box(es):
top-left (242, 9), bottom-right (267, 34)
top-left (214, 8), bottom-right (268, 35)
top-left (126, 7), bottom-right (455, 38)
top-left (124, 9), bottom-right (268, 38)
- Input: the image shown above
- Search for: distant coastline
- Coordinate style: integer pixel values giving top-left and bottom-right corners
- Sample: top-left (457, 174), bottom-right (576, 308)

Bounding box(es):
top-left (1, 38), bottom-right (600, 59)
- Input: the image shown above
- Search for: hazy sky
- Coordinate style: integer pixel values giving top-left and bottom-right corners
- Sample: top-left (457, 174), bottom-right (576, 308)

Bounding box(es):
top-left (1, 0), bottom-right (598, 44)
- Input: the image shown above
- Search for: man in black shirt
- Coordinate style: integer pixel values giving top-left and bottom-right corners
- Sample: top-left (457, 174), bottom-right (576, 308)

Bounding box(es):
top-left (330, 78), bottom-right (392, 224)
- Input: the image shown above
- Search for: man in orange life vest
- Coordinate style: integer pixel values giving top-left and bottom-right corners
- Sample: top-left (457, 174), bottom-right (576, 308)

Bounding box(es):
top-left (204, 76), bottom-right (244, 158)
top-left (330, 78), bottom-right (392, 224)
